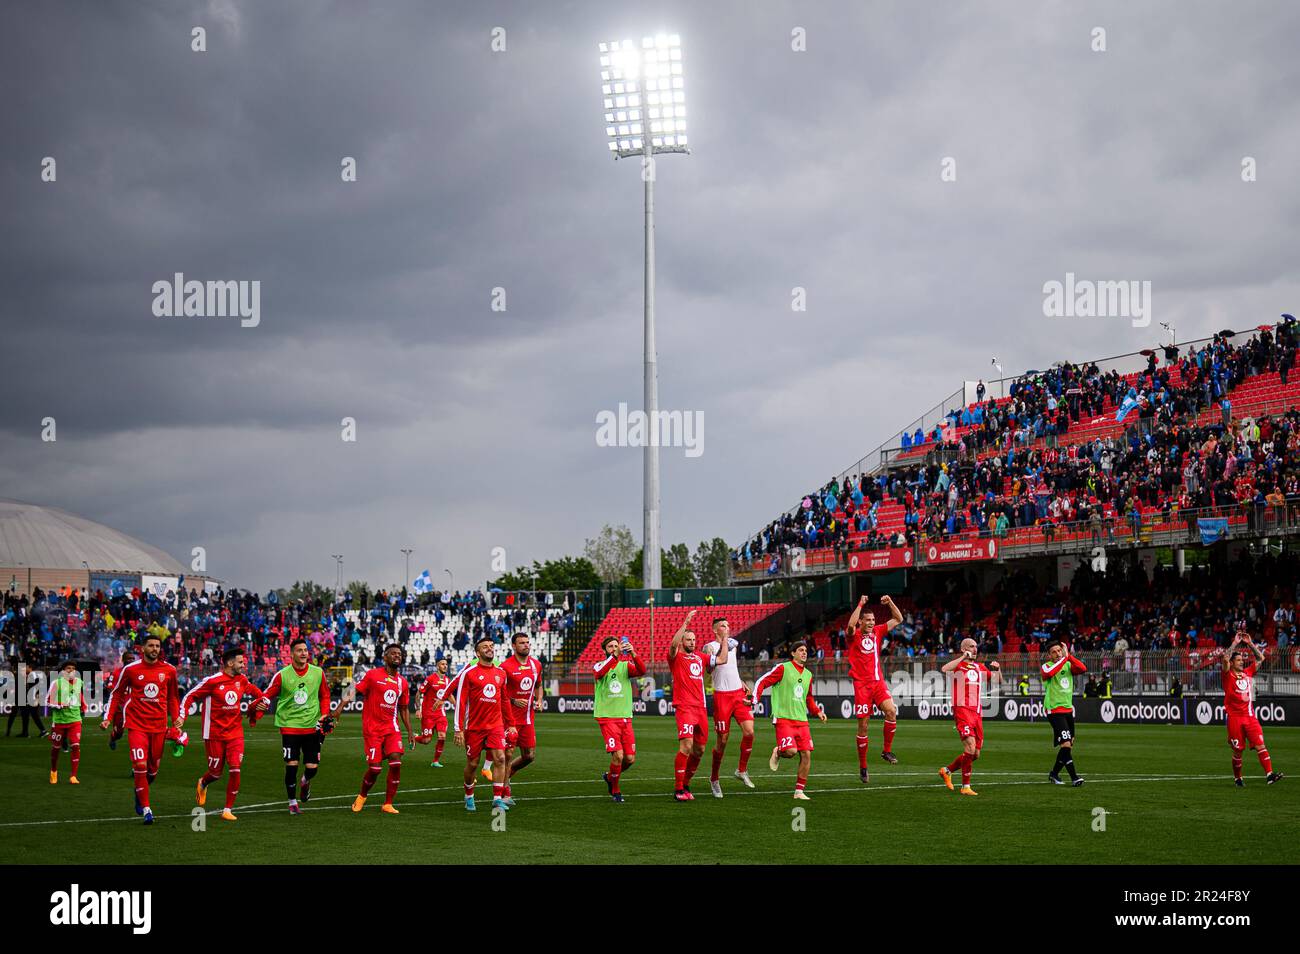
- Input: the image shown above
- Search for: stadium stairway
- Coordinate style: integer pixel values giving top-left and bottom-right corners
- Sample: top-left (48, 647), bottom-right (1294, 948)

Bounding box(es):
top-left (571, 603), bottom-right (782, 670)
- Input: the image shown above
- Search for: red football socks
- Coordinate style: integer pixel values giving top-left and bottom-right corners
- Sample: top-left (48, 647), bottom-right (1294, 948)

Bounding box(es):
top-left (737, 735), bottom-right (753, 772)
top-left (359, 764), bottom-right (381, 796)
top-left (384, 761), bottom-right (401, 804)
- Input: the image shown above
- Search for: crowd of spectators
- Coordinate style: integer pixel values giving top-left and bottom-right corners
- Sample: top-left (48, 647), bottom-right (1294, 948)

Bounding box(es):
top-left (737, 320), bottom-right (1300, 571)
top-left (794, 550), bottom-right (1299, 668)
top-left (2, 581), bottom-right (578, 693)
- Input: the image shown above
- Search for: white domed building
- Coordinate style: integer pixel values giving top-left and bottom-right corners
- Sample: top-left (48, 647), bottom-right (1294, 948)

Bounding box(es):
top-left (0, 498), bottom-right (207, 597)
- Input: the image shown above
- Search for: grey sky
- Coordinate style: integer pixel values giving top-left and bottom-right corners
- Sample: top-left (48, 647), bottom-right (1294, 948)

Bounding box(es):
top-left (3, 0), bottom-right (1298, 591)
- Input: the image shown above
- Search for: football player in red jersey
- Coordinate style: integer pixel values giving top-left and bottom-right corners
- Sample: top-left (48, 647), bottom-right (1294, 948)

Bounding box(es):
top-left (415, 656), bottom-right (452, 767)
top-left (104, 649), bottom-right (134, 750)
top-left (1214, 633), bottom-right (1283, 786)
top-left (938, 637), bottom-right (1000, 796)
top-left (177, 647), bottom-right (270, 821)
top-left (846, 594), bottom-right (903, 783)
top-left (499, 632), bottom-right (543, 807)
top-left (100, 633), bottom-right (179, 824)
top-left (335, 644), bottom-right (413, 815)
top-left (438, 634), bottom-right (515, 812)
top-left (668, 609), bottom-right (709, 801)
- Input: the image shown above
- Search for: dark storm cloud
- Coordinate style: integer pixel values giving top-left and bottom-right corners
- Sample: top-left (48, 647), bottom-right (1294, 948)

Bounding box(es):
top-left (2, 0), bottom-right (1298, 588)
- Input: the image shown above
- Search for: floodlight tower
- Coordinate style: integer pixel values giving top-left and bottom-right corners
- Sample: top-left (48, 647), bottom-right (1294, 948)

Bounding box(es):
top-left (598, 33), bottom-right (689, 591)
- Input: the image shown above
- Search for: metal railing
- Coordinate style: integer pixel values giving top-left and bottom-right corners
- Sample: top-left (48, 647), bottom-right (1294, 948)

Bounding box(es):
top-left (730, 501), bottom-right (1300, 584)
top-left (557, 650), bottom-right (1300, 699)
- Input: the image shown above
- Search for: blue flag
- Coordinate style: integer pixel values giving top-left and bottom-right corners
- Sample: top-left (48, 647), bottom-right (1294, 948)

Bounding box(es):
top-left (1198, 518), bottom-right (1229, 544)
top-left (1115, 393), bottom-right (1140, 421)
top-left (1196, 522), bottom-right (1227, 545)
top-left (412, 569), bottom-right (433, 594)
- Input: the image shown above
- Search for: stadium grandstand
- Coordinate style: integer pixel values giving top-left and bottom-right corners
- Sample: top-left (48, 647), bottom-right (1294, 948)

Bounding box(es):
top-left (733, 317), bottom-right (1300, 580)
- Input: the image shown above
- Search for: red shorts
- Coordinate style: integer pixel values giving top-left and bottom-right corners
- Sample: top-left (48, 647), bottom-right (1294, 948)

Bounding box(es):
top-left (775, 718), bottom-right (813, 752)
top-left (712, 689), bottom-right (754, 732)
top-left (420, 709), bottom-right (448, 737)
top-left (1227, 714), bottom-right (1264, 751)
top-left (126, 728), bottom-right (166, 774)
top-left (363, 730), bottom-right (404, 763)
top-left (509, 722), bottom-right (537, 749)
top-left (596, 718), bottom-right (636, 755)
top-left (675, 707), bottom-right (708, 746)
top-left (49, 722), bottom-right (82, 748)
top-left (464, 727), bottom-right (506, 761)
top-left (204, 736), bottom-right (245, 773)
top-left (954, 710), bottom-right (983, 749)
top-left (852, 680), bottom-right (893, 717)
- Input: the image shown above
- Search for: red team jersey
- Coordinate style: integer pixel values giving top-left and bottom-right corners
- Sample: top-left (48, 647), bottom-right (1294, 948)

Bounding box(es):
top-left (182, 672), bottom-right (266, 741)
top-left (849, 624), bottom-right (889, 683)
top-left (1223, 663), bottom-right (1258, 718)
top-left (354, 668), bottom-right (410, 736)
top-left (1223, 662), bottom-right (1265, 751)
top-left (418, 672), bottom-right (451, 718)
top-left (106, 658), bottom-right (180, 733)
top-left (500, 656), bottom-right (543, 724)
top-left (669, 648), bottom-right (708, 712)
top-left (440, 662), bottom-right (512, 731)
top-left (951, 660), bottom-right (990, 712)
top-left (951, 659), bottom-right (989, 748)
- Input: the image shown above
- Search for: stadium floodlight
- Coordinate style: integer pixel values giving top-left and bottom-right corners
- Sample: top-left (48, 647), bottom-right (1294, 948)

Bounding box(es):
top-left (401, 548), bottom-right (413, 591)
top-left (331, 554), bottom-right (343, 602)
top-left (597, 32), bottom-right (690, 591)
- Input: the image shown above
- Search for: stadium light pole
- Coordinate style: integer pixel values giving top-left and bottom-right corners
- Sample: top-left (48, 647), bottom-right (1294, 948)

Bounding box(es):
top-left (401, 548), bottom-right (413, 591)
top-left (598, 33), bottom-right (689, 591)
top-left (331, 554), bottom-right (343, 602)
top-left (444, 568), bottom-right (454, 594)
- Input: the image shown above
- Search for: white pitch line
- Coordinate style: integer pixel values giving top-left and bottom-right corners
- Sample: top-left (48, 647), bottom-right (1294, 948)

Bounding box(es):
top-left (0, 773), bottom-right (1236, 829)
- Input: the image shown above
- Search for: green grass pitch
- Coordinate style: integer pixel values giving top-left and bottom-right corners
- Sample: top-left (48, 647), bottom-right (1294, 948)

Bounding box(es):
top-left (1, 715), bottom-right (1295, 864)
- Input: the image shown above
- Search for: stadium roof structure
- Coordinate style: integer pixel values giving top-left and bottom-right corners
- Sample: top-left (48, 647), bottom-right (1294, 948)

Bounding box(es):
top-left (0, 498), bottom-right (187, 575)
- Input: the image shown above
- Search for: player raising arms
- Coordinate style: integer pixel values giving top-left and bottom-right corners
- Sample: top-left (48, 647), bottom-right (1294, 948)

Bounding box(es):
top-left (177, 647), bottom-right (270, 821)
top-left (938, 637), bottom-right (1000, 796)
top-left (594, 634), bottom-right (645, 802)
top-left (703, 616), bottom-right (756, 797)
top-left (261, 636), bottom-right (332, 815)
top-left (100, 632), bottom-right (179, 824)
top-left (336, 644), bottom-right (413, 815)
top-left (1040, 639), bottom-right (1086, 786)
top-left (668, 609), bottom-right (709, 801)
top-left (500, 632), bottom-right (543, 807)
top-left (846, 594), bottom-right (902, 783)
top-left (439, 634), bottom-right (515, 812)
top-left (1215, 633), bottom-right (1283, 786)
top-left (104, 649), bottom-right (134, 750)
top-left (46, 661), bottom-right (87, 784)
top-left (752, 640), bottom-right (827, 800)
top-left (415, 657), bottom-right (452, 767)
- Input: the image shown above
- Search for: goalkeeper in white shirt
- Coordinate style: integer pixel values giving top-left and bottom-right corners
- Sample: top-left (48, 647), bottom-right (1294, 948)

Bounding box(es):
top-left (703, 617), bottom-right (756, 797)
